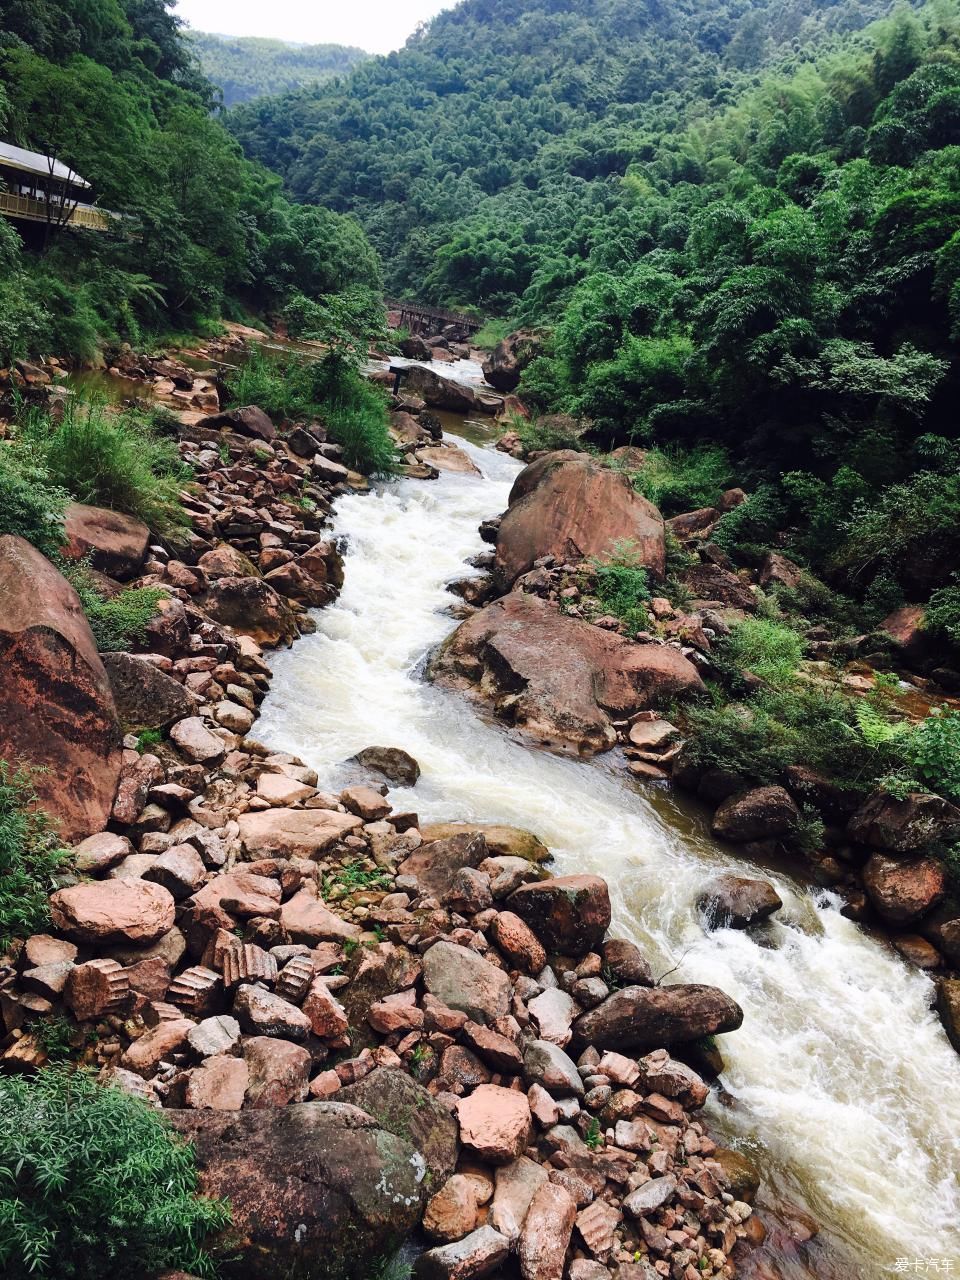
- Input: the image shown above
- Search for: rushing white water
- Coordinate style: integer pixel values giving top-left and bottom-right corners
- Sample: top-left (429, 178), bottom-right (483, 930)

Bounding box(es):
top-left (257, 434), bottom-right (960, 1279)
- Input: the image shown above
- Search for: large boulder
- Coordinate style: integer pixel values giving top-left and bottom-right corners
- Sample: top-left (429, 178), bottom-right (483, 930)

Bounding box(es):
top-left (401, 365), bottom-right (492, 415)
top-left (101, 651), bottom-right (196, 733)
top-left (237, 808), bottom-right (363, 859)
top-left (418, 822), bottom-right (550, 863)
top-left (352, 745), bottom-right (421, 787)
top-left (398, 832), bottom-right (488, 899)
top-left (200, 575), bottom-right (298, 647)
top-left (204, 404), bottom-right (276, 442)
top-left (50, 879), bottom-right (175, 945)
top-left (431, 591), bottom-right (704, 756)
top-left (711, 786), bottom-right (799, 843)
top-left (506, 875), bottom-right (610, 956)
top-left (0, 535), bottom-right (122, 840)
top-left (862, 854), bottom-right (946, 925)
top-left (168, 1102), bottom-right (427, 1280)
top-left (481, 330), bottom-right (541, 393)
top-left (697, 874), bottom-right (783, 929)
top-left (495, 455), bottom-right (665, 587)
top-left (572, 984), bottom-right (743, 1051)
top-left (62, 503), bottom-right (150, 580)
top-left (847, 791), bottom-right (960, 855)
top-left (422, 940), bottom-right (511, 1024)
top-left (339, 1067), bottom-right (460, 1182)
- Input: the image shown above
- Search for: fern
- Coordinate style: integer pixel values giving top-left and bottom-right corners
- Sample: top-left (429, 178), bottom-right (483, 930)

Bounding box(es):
top-left (853, 700), bottom-right (910, 749)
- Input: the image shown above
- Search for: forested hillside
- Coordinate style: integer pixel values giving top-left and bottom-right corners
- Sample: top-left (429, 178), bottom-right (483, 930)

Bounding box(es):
top-left (0, 1), bottom-right (379, 362)
top-left (188, 32), bottom-right (366, 107)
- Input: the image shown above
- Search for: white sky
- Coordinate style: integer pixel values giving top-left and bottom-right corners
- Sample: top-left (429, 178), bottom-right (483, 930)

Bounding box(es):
top-left (174, 0), bottom-right (455, 55)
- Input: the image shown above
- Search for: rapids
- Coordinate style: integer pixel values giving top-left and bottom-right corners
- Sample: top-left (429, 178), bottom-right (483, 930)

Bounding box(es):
top-left (256, 430), bottom-right (960, 1279)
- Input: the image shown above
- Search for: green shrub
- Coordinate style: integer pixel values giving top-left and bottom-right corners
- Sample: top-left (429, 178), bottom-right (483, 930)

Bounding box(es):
top-left (721, 618), bottom-right (804, 686)
top-left (473, 317), bottom-right (513, 350)
top-left (308, 355), bottom-right (397, 476)
top-left (0, 1067), bottom-right (230, 1279)
top-left (839, 470), bottom-right (960, 593)
top-left (63, 563), bottom-right (166, 652)
top-left (0, 444), bottom-right (69, 559)
top-left (224, 348), bottom-right (302, 419)
top-left (23, 401), bottom-right (190, 536)
top-left (514, 413), bottom-right (588, 454)
top-left (924, 582), bottom-right (960, 654)
top-left (0, 762), bottom-right (71, 949)
top-left (585, 541), bottom-right (651, 637)
top-left (905, 707), bottom-right (960, 801)
top-left (626, 445), bottom-right (733, 516)
top-left (712, 485), bottom-right (785, 562)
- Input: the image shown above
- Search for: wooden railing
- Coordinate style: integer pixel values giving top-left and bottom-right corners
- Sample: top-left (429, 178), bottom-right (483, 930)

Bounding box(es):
top-left (0, 191), bottom-right (112, 232)
top-left (385, 298), bottom-right (483, 335)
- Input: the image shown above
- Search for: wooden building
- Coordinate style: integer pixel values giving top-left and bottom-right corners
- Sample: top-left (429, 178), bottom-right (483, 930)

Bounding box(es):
top-left (0, 142), bottom-right (113, 232)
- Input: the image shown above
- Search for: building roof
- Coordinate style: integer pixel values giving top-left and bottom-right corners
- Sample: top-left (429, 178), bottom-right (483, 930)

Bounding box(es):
top-left (0, 141), bottom-right (91, 188)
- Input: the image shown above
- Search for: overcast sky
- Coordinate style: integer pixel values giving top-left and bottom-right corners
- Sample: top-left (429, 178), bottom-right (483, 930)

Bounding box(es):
top-left (173, 0), bottom-right (455, 55)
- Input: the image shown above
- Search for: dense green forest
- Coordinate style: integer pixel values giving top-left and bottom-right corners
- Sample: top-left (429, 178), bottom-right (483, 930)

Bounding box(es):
top-left (187, 32), bottom-right (366, 107)
top-left (229, 0), bottom-right (960, 617)
top-left (0, 0), bottom-right (379, 361)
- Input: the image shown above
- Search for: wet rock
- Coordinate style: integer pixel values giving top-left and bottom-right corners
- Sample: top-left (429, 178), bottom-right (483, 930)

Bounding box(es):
top-left (892, 934), bottom-right (942, 969)
top-left (496, 455), bottom-right (665, 587)
top-left (935, 977), bottom-right (960, 1054)
top-left (340, 1067), bottom-right (460, 1182)
top-left (414, 1225), bottom-right (511, 1280)
top-left (506, 875), bottom-right (610, 956)
top-left (62, 502), bottom-right (149, 580)
top-left (353, 745), bottom-right (421, 787)
top-left (712, 1147), bottom-right (761, 1203)
top-left (711, 786), bottom-right (799, 842)
top-left (600, 939), bottom-right (653, 988)
top-left (517, 1181), bottom-right (577, 1280)
top-left (0, 535), bottom-right (122, 841)
top-left (50, 879), bottom-right (175, 945)
top-left (417, 444), bottom-right (482, 475)
top-left (698, 874), bottom-right (783, 929)
top-left (457, 1084), bottom-right (532, 1164)
top-left (862, 854), bottom-right (946, 925)
top-left (419, 822), bottom-right (550, 864)
top-left (101, 651), bottom-right (195, 733)
top-left (847, 791), bottom-right (960, 855)
top-left (422, 940), bottom-right (511, 1024)
top-left (168, 1102), bottom-right (427, 1279)
top-left (432, 592), bottom-right (703, 757)
top-left (573, 984), bottom-right (743, 1051)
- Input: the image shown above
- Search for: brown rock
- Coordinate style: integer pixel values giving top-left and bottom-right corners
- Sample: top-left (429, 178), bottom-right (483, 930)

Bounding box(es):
top-left (463, 1020), bottom-right (524, 1073)
top-left (50, 879), bottom-right (175, 945)
top-left (340, 784), bottom-right (391, 821)
top-left (185, 1054), bottom-right (248, 1110)
top-left (935, 977), bottom-right (960, 1053)
top-left (423, 1174), bottom-right (480, 1242)
top-left (169, 717), bottom-right (225, 765)
top-left (496, 455), bottom-right (665, 587)
top-left (698, 874), bottom-right (783, 929)
top-left (482, 330), bottom-right (541, 393)
top-left (238, 808), bottom-right (363, 859)
top-left (0, 535), bottom-right (122, 841)
top-left (847, 791), bottom-right (960, 855)
top-left (205, 404), bottom-right (276, 442)
top-left (665, 507), bottom-right (720, 542)
top-left (432, 592), bottom-right (703, 756)
top-left (120, 1018), bottom-right (193, 1076)
top-left (491, 911), bottom-right (547, 973)
top-left (101, 651), bottom-right (195, 733)
top-left (422, 940), bottom-right (511, 1024)
top-left (399, 832), bottom-right (488, 898)
top-left (506, 875), bottom-right (610, 956)
top-left (243, 1036), bottom-right (311, 1107)
top-left (200, 575), bottom-right (297, 647)
top-left (457, 1084), bottom-right (532, 1164)
top-left (518, 1181), bottom-right (577, 1280)
top-left (168, 1102), bottom-right (427, 1278)
top-left (419, 822), bottom-right (550, 863)
top-left (144, 844), bottom-right (206, 900)
top-left (573, 984), bottom-right (743, 1051)
top-left (414, 1226), bottom-right (511, 1280)
top-left (234, 984), bottom-right (311, 1040)
top-left (492, 1156), bottom-right (549, 1240)
top-left (302, 977), bottom-right (349, 1041)
top-left (339, 1067), bottom-right (460, 1182)
top-left (600, 939), bottom-right (653, 987)
top-left (64, 958), bottom-right (129, 1020)
top-left (62, 502), bottom-right (149, 580)
top-left (862, 854), bottom-right (946, 924)
top-left (353, 746), bottom-right (421, 787)
top-left (73, 831), bottom-right (132, 875)
top-left (711, 786), bottom-right (799, 842)
top-left (280, 890), bottom-right (362, 943)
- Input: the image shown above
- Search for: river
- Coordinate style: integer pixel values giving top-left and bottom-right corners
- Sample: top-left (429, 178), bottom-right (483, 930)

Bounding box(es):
top-left (254, 426), bottom-right (960, 1280)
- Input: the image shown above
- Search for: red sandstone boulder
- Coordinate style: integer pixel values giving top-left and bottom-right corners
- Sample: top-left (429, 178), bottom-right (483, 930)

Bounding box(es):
top-left (431, 591), bottom-right (704, 756)
top-left (698, 874), bottom-right (783, 929)
top-left (881, 605), bottom-right (932, 665)
top-left (847, 790), bottom-right (960, 854)
top-left (506, 875), bottom-right (611, 956)
top-left (711, 786), bottom-right (799, 843)
top-left (572, 983), bottom-right (743, 1051)
top-left (496, 455), bottom-right (665, 586)
top-left (457, 1084), bottom-right (532, 1164)
top-left (481, 330), bottom-right (542, 393)
top-left (204, 404), bottom-right (276, 442)
top-left (62, 502), bottom-right (150, 580)
top-left (862, 853), bottom-right (946, 925)
top-left (50, 879), bottom-right (175, 945)
top-left (200, 575), bottom-right (297, 647)
top-left (0, 535), bottom-right (122, 840)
